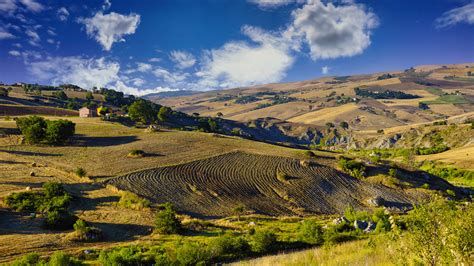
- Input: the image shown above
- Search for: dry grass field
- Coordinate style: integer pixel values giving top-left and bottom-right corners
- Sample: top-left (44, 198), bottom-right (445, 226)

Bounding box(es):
top-left (416, 144), bottom-right (474, 170)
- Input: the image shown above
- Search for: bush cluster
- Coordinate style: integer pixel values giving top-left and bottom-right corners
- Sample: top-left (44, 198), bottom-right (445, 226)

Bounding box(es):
top-left (415, 145), bottom-right (449, 155)
top-left (5, 182), bottom-right (75, 230)
top-left (117, 191), bottom-right (151, 210)
top-left (155, 203), bottom-right (182, 234)
top-left (338, 157), bottom-right (366, 178)
top-left (16, 116), bottom-right (75, 145)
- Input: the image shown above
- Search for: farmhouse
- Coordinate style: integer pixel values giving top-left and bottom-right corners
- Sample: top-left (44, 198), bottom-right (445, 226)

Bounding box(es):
top-left (79, 107), bottom-right (97, 118)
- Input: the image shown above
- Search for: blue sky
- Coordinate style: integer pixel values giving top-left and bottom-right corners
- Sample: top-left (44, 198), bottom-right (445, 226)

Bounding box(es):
top-left (0, 0), bottom-right (473, 95)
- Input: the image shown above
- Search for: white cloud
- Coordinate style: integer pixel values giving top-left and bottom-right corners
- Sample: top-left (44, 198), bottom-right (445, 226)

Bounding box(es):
top-left (47, 38), bottom-right (55, 44)
top-left (79, 11), bottom-right (141, 51)
top-left (131, 77), bottom-right (145, 86)
top-left (57, 7), bottom-right (69, 21)
top-left (137, 62), bottom-right (152, 72)
top-left (47, 29), bottom-right (57, 36)
top-left (287, 0), bottom-right (378, 60)
top-left (8, 50), bottom-right (21, 56)
top-left (0, 28), bottom-right (15, 39)
top-left (102, 0), bottom-right (111, 10)
top-left (169, 50), bottom-right (196, 69)
top-left (196, 25), bottom-right (294, 88)
top-left (27, 56), bottom-right (170, 96)
top-left (321, 65), bottom-right (329, 74)
top-left (148, 57), bottom-right (161, 63)
top-left (19, 0), bottom-right (43, 12)
top-left (0, 0), bottom-right (17, 12)
top-left (153, 67), bottom-right (189, 85)
top-left (25, 29), bottom-right (40, 46)
top-left (248, 0), bottom-right (297, 9)
top-left (435, 3), bottom-right (474, 28)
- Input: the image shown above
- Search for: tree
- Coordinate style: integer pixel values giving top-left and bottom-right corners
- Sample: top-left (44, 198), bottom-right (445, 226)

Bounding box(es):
top-left (0, 87), bottom-right (9, 97)
top-left (45, 119), bottom-right (75, 145)
top-left (339, 121), bottom-right (349, 129)
top-left (325, 122), bottom-right (335, 128)
top-left (86, 91), bottom-right (94, 101)
top-left (53, 90), bottom-right (68, 100)
top-left (155, 203), bottom-right (181, 234)
top-left (298, 220), bottom-right (323, 245)
top-left (419, 102), bottom-right (429, 110)
top-left (157, 106), bottom-right (172, 122)
top-left (16, 116), bottom-right (47, 144)
top-left (128, 99), bottom-right (157, 124)
top-left (232, 204), bottom-right (246, 221)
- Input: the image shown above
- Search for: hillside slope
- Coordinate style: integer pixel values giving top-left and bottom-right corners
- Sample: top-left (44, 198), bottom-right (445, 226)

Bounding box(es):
top-left (106, 151), bottom-right (448, 218)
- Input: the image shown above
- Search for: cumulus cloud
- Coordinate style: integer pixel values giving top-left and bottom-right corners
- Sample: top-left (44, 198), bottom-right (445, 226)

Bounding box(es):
top-left (27, 56), bottom-right (171, 96)
top-left (57, 7), bottom-right (69, 21)
top-left (148, 57), bottom-right (161, 63)
top-left (79, 11), bottom-right (141, 51)
top-left (19, 0), bottom-right (43, 12)
top-left (435, 2), bottom-right (474, 28)
top-left (196, 26), bottom-right (294, 88)
top-left (8, 50), bottom-right (21, 56)
top-left (0, 0), bottom-right (17, 12)
top-left (169, 50), bottom-right (196, 69)
top-left (25, 28), bottom-right (40, 46)
top-left (137, 62), bottom-right (152, 72)
top-left (0, 27), bottom-right (15, 39)
top-left (102, 0), bottom-right (111, 10)
top-left (153, 67), bottom-right (189, 85)
top-left (321, 65), bottom-right (329, 74)
top-left (287, 0), bottom-right (378, 60)
top-left (131, 77), bottom-right (145, 86)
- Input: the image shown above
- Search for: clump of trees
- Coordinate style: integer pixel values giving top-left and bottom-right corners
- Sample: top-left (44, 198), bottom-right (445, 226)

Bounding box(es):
top-left (16, 116), bottom-right (75, 145)
top-left (415, 145), bottom-right (449, 155)
top-left (354, 88), bottom-right (419, 99)
top-left (338, 157), bottom-right (366, 178)
top-left (5, 182), bottom-right (76, 230)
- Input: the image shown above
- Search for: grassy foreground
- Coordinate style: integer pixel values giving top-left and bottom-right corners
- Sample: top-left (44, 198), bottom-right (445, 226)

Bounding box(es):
top-left (233, 237), bottom-right (393, 266)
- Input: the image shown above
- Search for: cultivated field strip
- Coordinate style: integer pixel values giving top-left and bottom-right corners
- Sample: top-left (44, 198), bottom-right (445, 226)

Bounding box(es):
top-left (106, 152), bottom-right (414, 217)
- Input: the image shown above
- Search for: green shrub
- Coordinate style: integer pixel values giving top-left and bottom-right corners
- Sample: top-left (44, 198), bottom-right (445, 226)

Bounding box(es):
top-left (75, 167), bottom-right (87, 178)
top-left (388, 168), bottom-right (397, 178)
top-left (344, 205), bottom-right (369, 222)
top-left (208, 235), bottom-right (250, 258)
top-left (5, 182), bottom-right (71, 213)
top-left (43, 182), bottom-right (65, 198)
top-left (127, 149), bottom-right (145, 158)
top-left (12, 252), bottom-right (43, 266)
top-left (298, 220), bottom-right (323, 245)
top-left (118, 191), bottom-right (151, 210)
top-left (421, 183), bottom-right (430, 189)
top-left (399, 200), bottom-right (473, 265)
top-left (176, 241), bottom-right (211, 265)
top-left (48, 251), bottom-right (82, 266)
top-left (155, 203), bottom-right (182, 234)
top-left (44, 119), bottom-right (75, 145)
top-left (16, 115), bottom-right (47, 144)
top-left (276, 171), bottom-right (289, 183)
top-left (250, 229), bottom-right (277, 253)
top-left (43, 210), bottom-right (76, 230)
top-left (415, 145), bottom-right (449, 155)
top-left (446, 189), bottom-right (456, 197)
top-left (372, 208), bottom-right (391, 233)
top-left (99, 246), bottom-right (151, 266)
top-left (338, 158), bottom-right (366, 178)
top-left (71, 219), bottom-right (103, 242)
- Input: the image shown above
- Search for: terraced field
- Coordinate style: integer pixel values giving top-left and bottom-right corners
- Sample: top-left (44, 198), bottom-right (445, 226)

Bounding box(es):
top-left (106, 152), bottom-right (416, 217)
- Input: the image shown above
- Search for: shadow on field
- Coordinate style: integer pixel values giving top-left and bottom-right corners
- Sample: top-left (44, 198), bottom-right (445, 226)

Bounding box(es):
top-left (0, 160), bottom-right (25, 164)
top-left (0, 149), bottom-right (62, 157)
top-left (71, 135), bottom-right (138, 147)
top-left (0, 181), bottom-right (43, 189)
top-left (0, 209), bottom-right (46, 235)
top-left (91, 222), bottom-right (153, 241)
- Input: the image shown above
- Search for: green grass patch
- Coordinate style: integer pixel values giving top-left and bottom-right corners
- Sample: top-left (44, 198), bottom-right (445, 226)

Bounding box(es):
top-left (422, 95), bottom-right (469, 105)
top-left (424, 87), bottom-right (444, 96)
